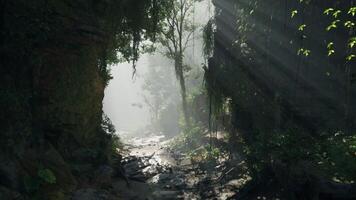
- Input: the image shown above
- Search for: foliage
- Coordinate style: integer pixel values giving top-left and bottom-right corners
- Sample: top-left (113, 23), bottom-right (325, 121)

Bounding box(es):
top-left (203, 0), bottom-right (356, 187)
top-left (101, 114), bottom-right (123, 151)
top-left (241, 128), bottom-right (356, 182)
top-left (101, 114), bottom-right (116, 136)
top-left (202, 19), bottom-right (215, 59)
top-left (317, 133), bottom-right (356, 182)
top-left (171, 123), bottom-right (205, 151)
top-left (291, 0), bottom-right (355, 61)
top-left (38, 169), bottom-right (57, 184)
top-left (157, 0), bottom-right (198, 127)
top-left (188, 145), bottom-right (223, 165)
top-left (24, 168), bottom-right (57, 198)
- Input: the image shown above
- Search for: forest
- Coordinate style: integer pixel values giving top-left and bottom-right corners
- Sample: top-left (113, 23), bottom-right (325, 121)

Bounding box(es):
top-left (0, 0), bottom-right (355, 199)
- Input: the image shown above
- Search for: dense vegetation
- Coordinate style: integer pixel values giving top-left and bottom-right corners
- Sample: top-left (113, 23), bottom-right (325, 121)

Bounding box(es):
top-left (0, 0), bottom-right (355, 199)
top-left (0, 0), bottom-right (169, 199)
top-left (202, 0), bottom-right (356, 198)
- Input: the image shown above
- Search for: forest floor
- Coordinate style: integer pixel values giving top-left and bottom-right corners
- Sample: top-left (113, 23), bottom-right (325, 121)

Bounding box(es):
top-left (112, 133), bottom-right (252, 200)
top-left (72, 133), bottom-right (279, 200)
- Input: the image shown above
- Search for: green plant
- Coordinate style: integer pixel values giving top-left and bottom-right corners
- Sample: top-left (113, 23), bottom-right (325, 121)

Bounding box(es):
top-left (24, 168), bottom-right (57, 198)
top-left (38, 168), bottom-right (56, 184)
top-left (317, 133), bottom-right (356, 182)
top-left (203, 19), bottom-right (215, 59)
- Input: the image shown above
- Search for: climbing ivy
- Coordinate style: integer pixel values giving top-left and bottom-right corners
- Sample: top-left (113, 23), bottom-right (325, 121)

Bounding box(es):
top-left (291, 0), bottom-right (356, 61)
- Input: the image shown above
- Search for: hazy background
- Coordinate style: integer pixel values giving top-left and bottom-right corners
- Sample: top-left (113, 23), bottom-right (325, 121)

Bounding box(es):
top-left (103, 0), bottom-right (212, 135)
top-left (103, 56), bottom-right (151, 132)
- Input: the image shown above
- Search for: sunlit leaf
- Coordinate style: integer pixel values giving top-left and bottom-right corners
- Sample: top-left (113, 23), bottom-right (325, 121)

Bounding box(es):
top-left (344, 21), bottom-right (355, 28)
top-left (324, 8), bottom-right (334, 15)
top-left (327, 42), bottom-right (334, 49)
top-left (332, 10), bottom-right (342, 18)
top-left (297, 48), bottom-right (304, 55)
top-left (291, 10), bottom-right (298, 18)
top-left (346, 54), bottom-right (356, 61)
top-left (326, 20), bottom-right (340, 31)
top-left (348, 7), bottom-right (356, 16)
top-left (328, 50), bottom-right (335, 56)
top-left (348, 37), bottom-right (356, 48)
top-left (303, 49), bottom-right (311, 56)
top-left (298, 24), bottom-right (306, 31)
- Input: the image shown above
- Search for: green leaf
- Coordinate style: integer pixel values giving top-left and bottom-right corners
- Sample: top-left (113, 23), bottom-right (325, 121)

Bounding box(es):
top-left (303, 49), bottom-right (311, 56)
top-left (327, 42), bottom-right (334, 49)
top-left (346, 54), bottom-right (355, 61)
top-left (332, 10), bottom-right (342, 18)
top-left (328, 50), bottom-right (335, 56)
top-left (348, 37), bottom-right (356, 48)
top-left (298, 24), bottom-right (307, 31)
top-left (297, 48), bottom-right (311, 57)
top-left (326, 20), bottom-right (340, 31)
top-left (297, 48), bottom-right (304, 55)
top-left (324, 8), bottom-right (334, 15)
top-left (291, 10), bottom-right (298, 18)
top-left (348, 7), bottom-right (356, 16)
top-left (38, 169), bottom-right (56, 184)
top-left (344, 21), bottom-right (355, 28)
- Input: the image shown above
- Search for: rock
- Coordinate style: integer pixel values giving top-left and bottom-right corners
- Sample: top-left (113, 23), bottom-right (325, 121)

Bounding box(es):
top-left (142, 165), bottom-right (159, 176)
top-left (72, 188), bottom-right (110, 200)
top-left (0, 186), bottom-right (23, 200)
top-left (112, 180), bottom-right (154, 200)
top-left (180, 158), bottom-right (192, 166)
top-left (37, 143), bottom-right (78, 193)
top-left (0, 155), bottom-right (24, 190)
top-left (94, 165), bottom-right (114, 188)
top-left (163, 184), bottom-right (172, 189)
top-left (148, 173), bottom-right (173, 184)
top-left (152, 190), bottom-right (180, 199)
top-left (170, 177), bottom-right (186, 189)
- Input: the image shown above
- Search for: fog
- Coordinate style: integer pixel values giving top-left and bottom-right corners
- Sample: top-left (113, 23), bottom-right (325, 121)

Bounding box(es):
top-left (103, 57), bottom-right (151, 132)
top-left (103, 0), bottom-right (212, 135)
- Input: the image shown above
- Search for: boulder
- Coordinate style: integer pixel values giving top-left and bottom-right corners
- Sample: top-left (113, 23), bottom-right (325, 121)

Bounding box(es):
top-left (94, 165), bottom-right (114, 188)
top-left (0, 186), bottom-right (23, 200)
top-left (72, 188), bottom-right (110, 200)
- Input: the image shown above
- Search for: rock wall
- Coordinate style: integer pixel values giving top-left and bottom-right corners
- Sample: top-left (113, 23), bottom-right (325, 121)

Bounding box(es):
top-left (0, 0), bottom-right (122, 198)
top-left (208, 0), bottom-right (356, 135)
top-left (206, 0), bottom-right (356, 197)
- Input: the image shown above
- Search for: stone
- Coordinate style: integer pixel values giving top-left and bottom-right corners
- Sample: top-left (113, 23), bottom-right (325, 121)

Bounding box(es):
top-left (0, 155), bottom-right (23, 190)
top-left (0, 186), bottom-right (23, 200)
top-left (94, 165), bottom-right (114, 188)
top-left (72, 188), bottom-right (110, 200)
top-left (148, 173), bottom-right (173, 184)
top-left (152, 190), bottom-right (180, 199)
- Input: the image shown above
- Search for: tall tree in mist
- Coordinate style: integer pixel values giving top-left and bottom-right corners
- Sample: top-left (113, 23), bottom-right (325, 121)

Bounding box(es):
top-left (158, 0), bottom-right (196, 127)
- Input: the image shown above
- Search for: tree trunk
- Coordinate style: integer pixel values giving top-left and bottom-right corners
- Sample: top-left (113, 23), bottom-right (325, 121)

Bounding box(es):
top-left (176, 56), bottom-right (190, 128)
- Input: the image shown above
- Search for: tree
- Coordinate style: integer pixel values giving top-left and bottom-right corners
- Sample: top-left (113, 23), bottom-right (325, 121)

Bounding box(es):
top-left (158, 0), bottom-right (197, 128)
top-left (142, 54), bottom-right (180, 135)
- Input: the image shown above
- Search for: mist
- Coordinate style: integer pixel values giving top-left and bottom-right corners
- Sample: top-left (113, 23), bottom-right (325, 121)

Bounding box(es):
top-left (103, 0), bottom-right (212, 136)
top-left (103, 56), bottom-right (150, 132)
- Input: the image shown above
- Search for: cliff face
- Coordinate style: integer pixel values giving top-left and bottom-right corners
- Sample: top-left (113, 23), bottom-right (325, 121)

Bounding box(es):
top-left (0, 0), bottom-right (122, 198)
top-left (209, 0), bottom-right (356, 135)
top-left (205, 0), bottom-right (356, 199)
top-left (206, 0), bottom-right (356, 196)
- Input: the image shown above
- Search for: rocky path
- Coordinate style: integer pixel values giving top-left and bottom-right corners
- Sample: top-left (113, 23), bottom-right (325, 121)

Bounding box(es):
top-left (72, 133), bottom-right (356, 200)
top-left (72, 133), bottom-right (248, 200)
top-left (115, 134), bottom-right (248, 200)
